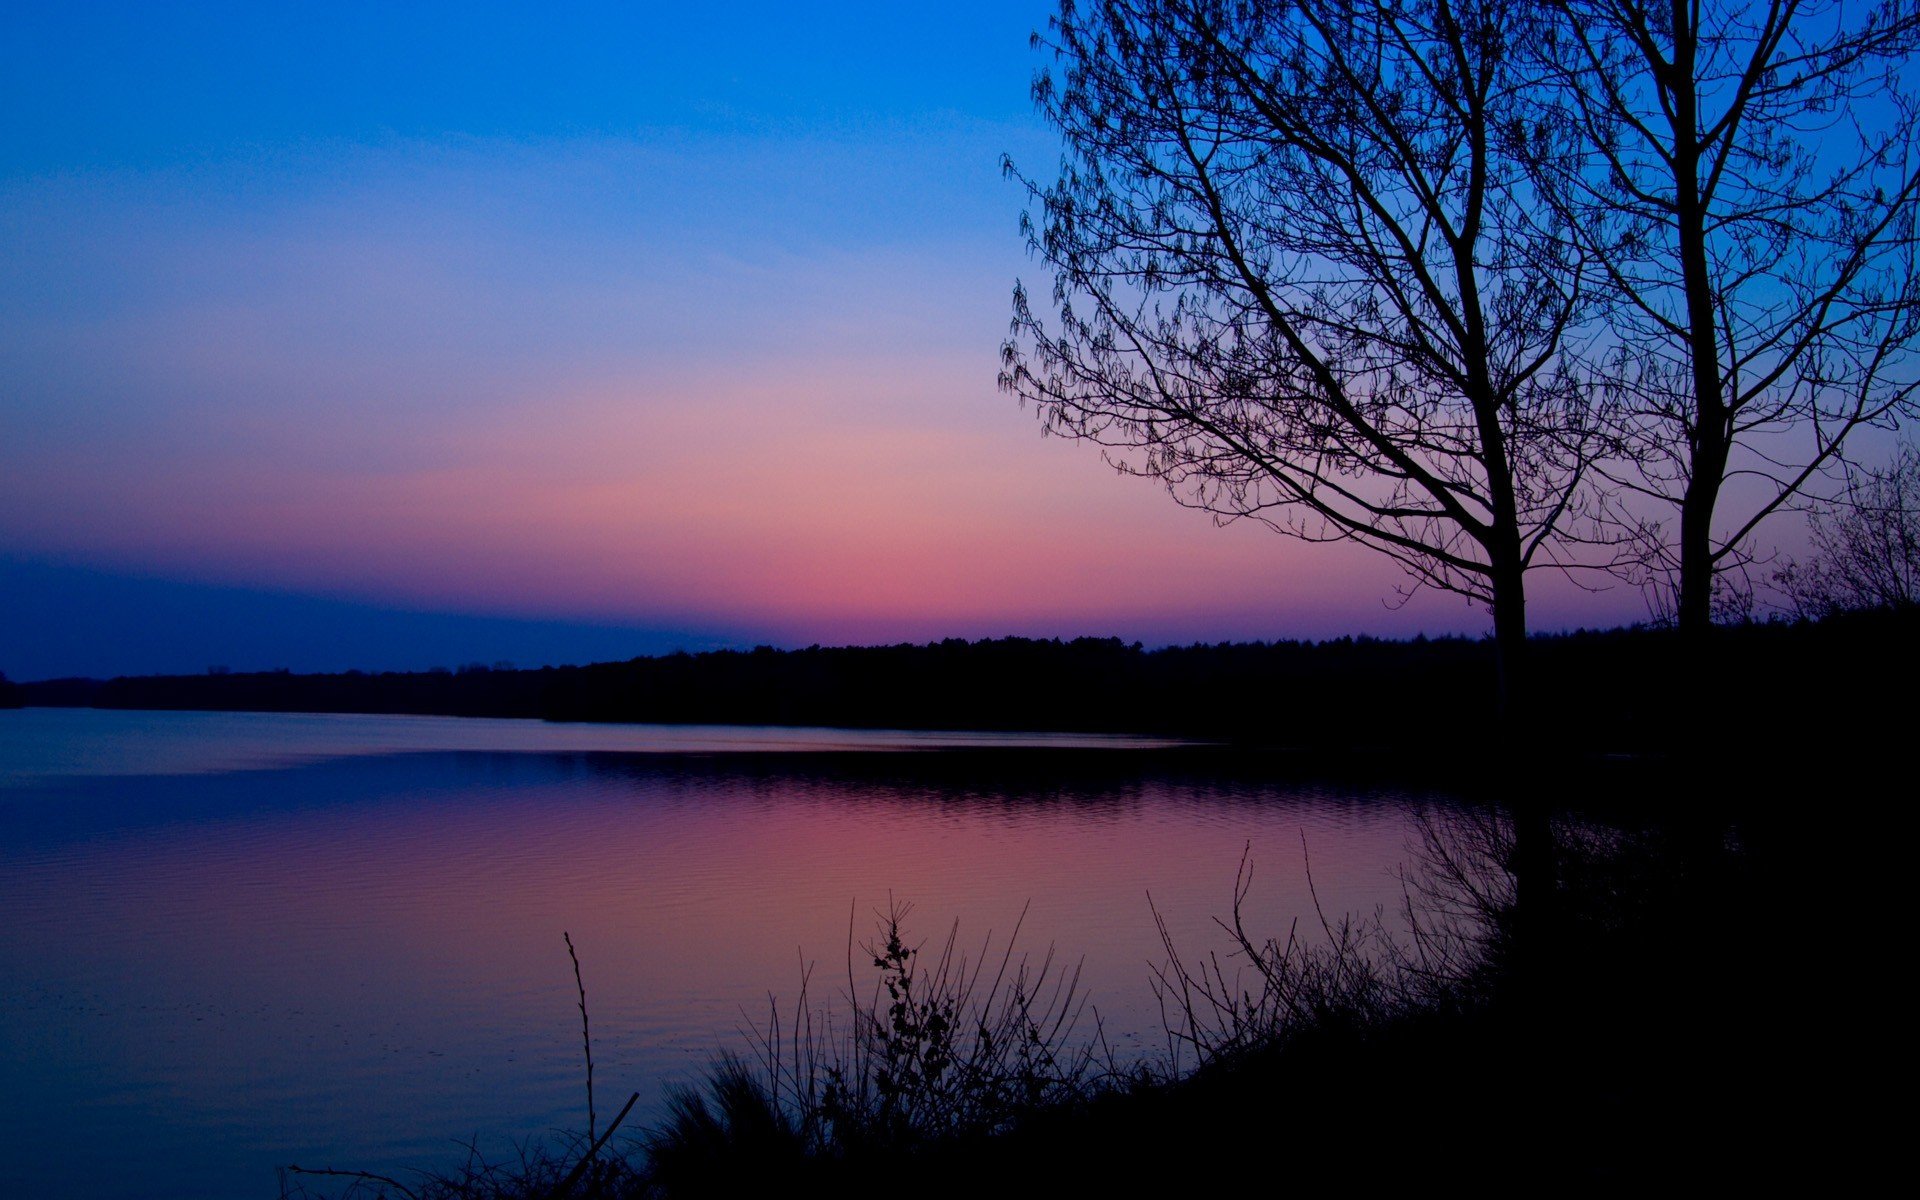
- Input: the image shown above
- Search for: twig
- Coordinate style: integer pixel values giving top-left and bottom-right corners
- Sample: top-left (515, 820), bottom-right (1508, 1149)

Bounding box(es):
top-left (283, 1165), bottom-right (421, 1200)
top-left (563, 931), bottom-right (596, 1149)
top-left (549, 1091), bottom-right (639, 1200)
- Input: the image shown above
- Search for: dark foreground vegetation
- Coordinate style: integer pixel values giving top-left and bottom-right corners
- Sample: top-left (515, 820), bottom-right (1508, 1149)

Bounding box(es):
top-left (278, 746), bottom-right (1870, 1198)
top-left (17, 606), bottom-right (1917, 753)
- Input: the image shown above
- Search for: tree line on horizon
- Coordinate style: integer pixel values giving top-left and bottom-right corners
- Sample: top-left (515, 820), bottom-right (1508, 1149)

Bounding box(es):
top-left (10, 607), bottom-right (1911, 750)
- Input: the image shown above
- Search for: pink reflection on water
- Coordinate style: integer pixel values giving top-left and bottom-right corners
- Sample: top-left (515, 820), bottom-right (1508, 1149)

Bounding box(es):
top-left (0, 735), bottom-right (1439, 1199)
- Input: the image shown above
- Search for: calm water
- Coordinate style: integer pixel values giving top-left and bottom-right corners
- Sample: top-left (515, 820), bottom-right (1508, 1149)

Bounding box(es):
top-left (0, 708), bottom-right (1450, 1198)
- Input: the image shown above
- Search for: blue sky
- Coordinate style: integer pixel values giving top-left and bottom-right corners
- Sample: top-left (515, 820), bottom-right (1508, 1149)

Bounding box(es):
top-left (2, 4), bottom-right (1043, 166)
top-left (0, 1), bottom-right (1657, 680)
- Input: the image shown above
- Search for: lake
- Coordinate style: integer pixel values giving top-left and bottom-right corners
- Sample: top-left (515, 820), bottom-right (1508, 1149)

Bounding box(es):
top-left (0, 708), bottom-right (1457, 1198)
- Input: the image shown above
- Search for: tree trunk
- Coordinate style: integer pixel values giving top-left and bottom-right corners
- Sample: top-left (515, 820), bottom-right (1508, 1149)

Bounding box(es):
top-left (1490, 552), bottom-right (1530, 722)
top-left (1677, 466), bottom-right (1724, 634)
top-left (1490, 541), bottom-right (1554, 968)
top-left (1670, 0), bottom-right (1726, 640)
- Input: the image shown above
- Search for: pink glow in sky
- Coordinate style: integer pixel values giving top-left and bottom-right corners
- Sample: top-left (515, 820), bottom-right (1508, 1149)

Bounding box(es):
top-left (0, 7), bottom-right (1655, 676)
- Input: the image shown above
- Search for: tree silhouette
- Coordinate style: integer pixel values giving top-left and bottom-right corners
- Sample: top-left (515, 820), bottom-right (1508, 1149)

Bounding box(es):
top-left (1775, 441), bottom-right (1920, 614)
top-left (1529, 0), bottom-right (1920, 633)
top-left (1001, 0), bottom-right (1615, 716)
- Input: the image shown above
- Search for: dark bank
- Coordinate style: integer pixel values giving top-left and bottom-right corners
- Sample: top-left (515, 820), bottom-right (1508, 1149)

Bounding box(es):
top-left (16, 608), bottom-right (1915, 759)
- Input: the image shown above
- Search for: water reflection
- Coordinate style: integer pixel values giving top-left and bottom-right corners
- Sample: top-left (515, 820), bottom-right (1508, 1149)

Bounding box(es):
top-left (0, 712), bottom-right (1458, 1200)
top-left (0, 707), bottom-right (1186, 788)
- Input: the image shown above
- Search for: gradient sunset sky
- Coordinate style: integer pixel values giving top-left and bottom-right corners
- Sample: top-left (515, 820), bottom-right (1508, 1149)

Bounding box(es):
top-left (0, 1), bottom-right (1652, 679)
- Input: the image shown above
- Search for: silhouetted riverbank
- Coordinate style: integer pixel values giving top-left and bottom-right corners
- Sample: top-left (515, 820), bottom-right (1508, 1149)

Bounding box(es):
top-left (15, 607), bottom-right (1915, 757)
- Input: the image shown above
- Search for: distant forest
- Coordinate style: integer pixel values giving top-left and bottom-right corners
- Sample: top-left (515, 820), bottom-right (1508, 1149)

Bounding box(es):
top-left (7, 608), bottom-right (1911, 753)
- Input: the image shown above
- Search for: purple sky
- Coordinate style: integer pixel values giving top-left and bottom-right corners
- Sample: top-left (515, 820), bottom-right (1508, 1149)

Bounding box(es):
top-left (0, 2), bottom-right (1663, 679)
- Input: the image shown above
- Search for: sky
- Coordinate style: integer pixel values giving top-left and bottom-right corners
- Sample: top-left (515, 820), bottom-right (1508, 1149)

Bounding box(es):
top-left (0, 1), bottom-right (1655, 681)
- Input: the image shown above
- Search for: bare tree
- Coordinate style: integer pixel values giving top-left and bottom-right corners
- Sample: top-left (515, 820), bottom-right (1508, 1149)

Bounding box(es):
top-left (1529, 0), bottom-right (1920, 634)
top-left (1001, 0), bottom-right (1614, 717)
top-left (1775, 440), bottom-right (1920, 613)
